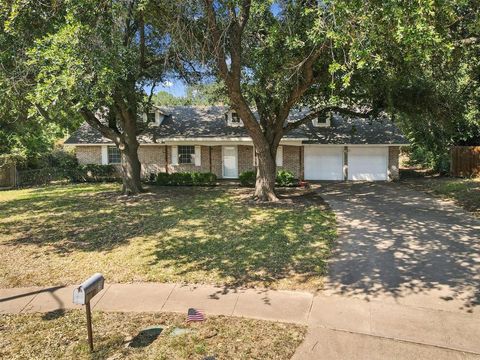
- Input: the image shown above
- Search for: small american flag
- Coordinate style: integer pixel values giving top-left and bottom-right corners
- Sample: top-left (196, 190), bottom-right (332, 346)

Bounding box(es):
top-left (187, 308), bottom-right (205, 322)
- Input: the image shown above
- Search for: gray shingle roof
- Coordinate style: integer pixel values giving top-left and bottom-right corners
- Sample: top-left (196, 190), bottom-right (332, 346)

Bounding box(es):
top-left (64, 105), bottom-right (407, 145)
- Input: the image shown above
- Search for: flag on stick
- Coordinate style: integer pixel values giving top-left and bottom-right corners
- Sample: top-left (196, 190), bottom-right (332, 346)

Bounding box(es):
top-left (187, 308), bottom-right (205, 322)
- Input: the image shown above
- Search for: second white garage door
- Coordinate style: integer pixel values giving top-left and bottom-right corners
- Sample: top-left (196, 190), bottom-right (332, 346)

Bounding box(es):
top-left (348, 147), bottom-right (388, 181)
top-left (304, 147), bottom-right (344, 180)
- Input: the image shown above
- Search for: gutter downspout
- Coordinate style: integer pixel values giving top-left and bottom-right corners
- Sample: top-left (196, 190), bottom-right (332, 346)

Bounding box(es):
top-left (165, 145), bottom-right (169, 174)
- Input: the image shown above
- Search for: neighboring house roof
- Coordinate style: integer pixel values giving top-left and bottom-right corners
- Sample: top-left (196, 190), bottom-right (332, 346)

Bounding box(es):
top-left (64, 105), bottom-right (407, 145)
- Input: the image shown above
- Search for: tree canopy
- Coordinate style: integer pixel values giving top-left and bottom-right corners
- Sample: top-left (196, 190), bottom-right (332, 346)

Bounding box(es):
top-left (1, 0), bottom-right (478, 193)
top-left (152, 82), bottom-right (227, 106)
top-left (160, 0), bottom-right (479, 199)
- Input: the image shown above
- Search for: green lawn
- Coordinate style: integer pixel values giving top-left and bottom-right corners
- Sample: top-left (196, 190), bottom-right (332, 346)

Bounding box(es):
top-left (0, 183), bottom-right (336, 290)
top-left (0, 311), bottom-right (306, 359)
top-left (404, 177), bottom-right (480, 217)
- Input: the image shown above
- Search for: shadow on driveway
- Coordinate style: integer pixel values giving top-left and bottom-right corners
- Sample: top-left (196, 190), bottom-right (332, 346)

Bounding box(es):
top-left (319, 182), bottom-right (480, 313)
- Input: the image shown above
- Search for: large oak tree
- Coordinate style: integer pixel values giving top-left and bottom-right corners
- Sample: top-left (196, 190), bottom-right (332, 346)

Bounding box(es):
top-left (6, 0), bottom-right (172, 194)
top-left (165, 0), bottom-right (472, 201)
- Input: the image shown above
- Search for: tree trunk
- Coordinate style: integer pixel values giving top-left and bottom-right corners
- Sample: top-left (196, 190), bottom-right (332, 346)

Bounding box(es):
top-left (254, 149), bottom-right (278, 201)
top-left (120, 141), bottom-right (142, 195)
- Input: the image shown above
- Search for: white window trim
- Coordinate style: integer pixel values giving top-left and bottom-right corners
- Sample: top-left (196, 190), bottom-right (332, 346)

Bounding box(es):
top-left (171, 145), bottom-right (178, 165)
top-left (226, 110), bottom-right (243, 127)
top-left (106, 145), bottom-right (121, 164)
top-left (194, 146), bottom-right (202, 166)
top-left (178, 145), bottom-right (195, 164)
top-left (312, 117), bottom-right (331, 127)
top-left (144, 110), bottom-right (165, 127)
top-left (276, 145), bottom-right (283, 166)
top-left (101, 146), bottom-right (108, 165)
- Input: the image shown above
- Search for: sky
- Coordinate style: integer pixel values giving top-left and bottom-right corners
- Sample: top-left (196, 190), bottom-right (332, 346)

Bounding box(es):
top-left (152, 80), bottom-right (187, 97)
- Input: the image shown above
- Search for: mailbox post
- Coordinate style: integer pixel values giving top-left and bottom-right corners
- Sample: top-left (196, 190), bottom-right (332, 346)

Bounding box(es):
top-left (73, 273), bottom-right (104, 352)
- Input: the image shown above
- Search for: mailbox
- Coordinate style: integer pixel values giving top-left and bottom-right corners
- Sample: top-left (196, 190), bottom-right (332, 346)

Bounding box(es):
top-left (73, 273), bottom-right (104, 305)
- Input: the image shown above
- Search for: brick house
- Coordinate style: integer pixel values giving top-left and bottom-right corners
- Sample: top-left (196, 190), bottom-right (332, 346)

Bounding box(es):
top-left (64, 106), bottom-right (408, 181)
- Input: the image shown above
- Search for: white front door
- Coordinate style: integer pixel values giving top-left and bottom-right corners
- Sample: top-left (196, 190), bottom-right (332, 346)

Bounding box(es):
top-left (348, 147), bottom-right (388, 181)
top-left (223, 146), bottom-right (238, 178)
top-left (304, 146), bottom-right (344, 180)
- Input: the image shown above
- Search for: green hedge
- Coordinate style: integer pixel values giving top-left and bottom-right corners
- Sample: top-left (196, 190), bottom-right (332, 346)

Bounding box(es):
top-left (156, 172), bottom-right (217, 186)
top-left (239, 170), bottom-right (256, 187)
top-left (239, 169), bottom-right (298, 187)
top-left (68, 164), bottom-right (118, 183)
top-left (16, 164), bottom-right (118, 186)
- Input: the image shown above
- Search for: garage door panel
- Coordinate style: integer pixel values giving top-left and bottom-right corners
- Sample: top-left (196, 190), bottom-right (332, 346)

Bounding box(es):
top-left (348, 147), bottom-right (388, 181)
top-left (304, 147), bottom-right (344, 180)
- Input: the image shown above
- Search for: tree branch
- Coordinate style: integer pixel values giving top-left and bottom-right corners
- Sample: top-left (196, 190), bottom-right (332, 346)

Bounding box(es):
top-left (203, 0), bottom-right (260, 136)
top-left (203, 0), bottom-right (230, 79)
top-left (283, 106), bottom-right (380, 133)
top-left (79, 107), bottom-right (122, 143)
top-left (278, 45), bottom-right (328, 122)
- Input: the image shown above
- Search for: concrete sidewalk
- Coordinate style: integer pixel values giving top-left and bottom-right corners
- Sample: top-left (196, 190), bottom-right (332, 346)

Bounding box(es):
top-left (1, 282), bottom-right (479, 359)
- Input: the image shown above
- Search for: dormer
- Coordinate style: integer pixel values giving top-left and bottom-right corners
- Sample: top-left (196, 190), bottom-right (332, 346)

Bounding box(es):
top-left (225, 110), bottom-right (242, 127)
top-left (312, 112), bottom-right (331, 127)
top-left (144, 107), bottom-right (167, 126)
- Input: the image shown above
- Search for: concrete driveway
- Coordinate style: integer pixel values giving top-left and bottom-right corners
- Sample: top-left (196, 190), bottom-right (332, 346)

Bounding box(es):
top-left (322, 181), bottom-right (480, 312)
top-left (294, 182), bottom-right (480, 359)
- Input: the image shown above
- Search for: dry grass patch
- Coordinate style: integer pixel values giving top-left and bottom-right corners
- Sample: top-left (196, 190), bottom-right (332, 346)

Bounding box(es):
top-left (0, 310), bottom-right (306, 359)
top-left (0, 183), bottom-right (336, 290)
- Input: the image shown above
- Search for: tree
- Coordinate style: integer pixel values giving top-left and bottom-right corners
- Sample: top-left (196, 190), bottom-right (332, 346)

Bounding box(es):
top-left (343, 0), bottom-right (479, 172)
top-left (0, 1), bottom-right (80, 163)
top-left (152, 82), bottom-right (226, 106)
top-left (184, 82), bottom-right (228, 105)
top-left (7, 0), bottom-right (172, 194)
top-left (165, 0), bottom-right (473, 200)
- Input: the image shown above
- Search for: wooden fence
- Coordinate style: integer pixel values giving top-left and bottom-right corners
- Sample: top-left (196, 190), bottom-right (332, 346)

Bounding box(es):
top-left (0, 164), bottom-right (16, 188)
top-left (451, 146), bottom-right (480, 177)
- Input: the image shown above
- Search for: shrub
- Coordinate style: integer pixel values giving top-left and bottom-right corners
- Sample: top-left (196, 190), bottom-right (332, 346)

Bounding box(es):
top-left (69, 164), bottom-right (118, 182)
top-left (170, 172), bottom-right (191, 185)
top-left (239, 170), bottom-right (256, 187)
top-left (276, 170), bottom-right (297, 187)
top-left (46, 149), bottom-right (79, 170)
top-left (17, 168), bottom-right (66, 186)
top-left (155, 172), bottom-right (217, 186)
top-left (156, 172), bottom-right (170, 185)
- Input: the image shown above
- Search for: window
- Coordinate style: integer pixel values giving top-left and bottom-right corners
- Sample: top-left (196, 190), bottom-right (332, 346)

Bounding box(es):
top-left (317, 115), bottom-right (327, 124)
top-left (231, 112), bottom-right (240, 123)
top-left (147, 112), bottom-right (156, 123)
top-left (313, 114), bottom-right (331, 127)
top-left (108, 146), bottom-right (121, 164)
top-left (178, 145), bottom-right (195, 164)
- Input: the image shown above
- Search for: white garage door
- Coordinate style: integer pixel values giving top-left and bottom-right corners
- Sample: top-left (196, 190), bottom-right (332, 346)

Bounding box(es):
top-left (304, 147), bottom-right (344, 180)
top-left (348, 147), bottom-right (388, 181)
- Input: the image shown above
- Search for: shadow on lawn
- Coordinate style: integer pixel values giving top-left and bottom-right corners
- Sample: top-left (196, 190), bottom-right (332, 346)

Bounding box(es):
top-left (0, 184), bottom-right (335, 289)
top-left (320, 182), bottom-right (480, 312)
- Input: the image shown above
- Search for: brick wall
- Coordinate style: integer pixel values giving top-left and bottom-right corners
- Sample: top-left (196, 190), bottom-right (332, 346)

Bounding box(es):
top-left (166, 145), bottom-right (212, 174)
top-left (75, 146), bottom-right (102, 165)
top-left (238, 145), bottom-right (254, 175)
top-left (278, 145), bottom-right (302, 178)
top-left (210, 146), bottom-right (223, 178)
top-left (138, 146), bottom-right (166, 178)
top-left (388, 146), bottom-right (400, 181)
top-left (75, 144), bottom-right (401, 182)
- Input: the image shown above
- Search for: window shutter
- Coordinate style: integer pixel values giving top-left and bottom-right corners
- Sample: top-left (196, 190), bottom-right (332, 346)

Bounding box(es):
top-left (101, 146), bottom-right (108, 165)
top-left (195, 146), bottom-right (201, 166)
top-left (276, 146), bottom-right (283, 166)
top-left (252, 146), bottom-right (257, 166)
top-left (171, 146), bottom-right (178, 165)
